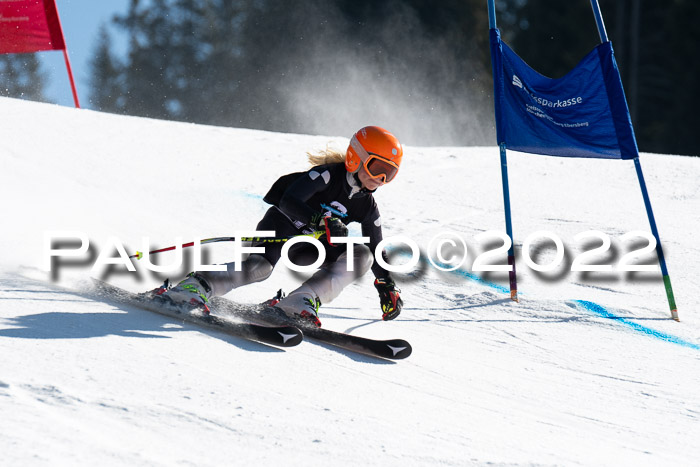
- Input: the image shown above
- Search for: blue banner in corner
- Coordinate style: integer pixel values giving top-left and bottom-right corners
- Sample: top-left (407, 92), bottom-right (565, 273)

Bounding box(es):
top-left (489, 28), bottom-right (638, 159)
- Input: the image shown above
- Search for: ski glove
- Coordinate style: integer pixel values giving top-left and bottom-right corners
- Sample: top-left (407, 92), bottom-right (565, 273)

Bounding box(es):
top-left (374, 278), bottom-right (403, 321)
top-left (316, 216), bottom-right (348, 247)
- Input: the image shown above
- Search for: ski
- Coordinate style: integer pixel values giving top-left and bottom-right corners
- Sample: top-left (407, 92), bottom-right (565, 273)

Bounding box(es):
top-left (210, 297), bottom-right (412, 360)
top-left (86, 279), bottom-right (303, 347)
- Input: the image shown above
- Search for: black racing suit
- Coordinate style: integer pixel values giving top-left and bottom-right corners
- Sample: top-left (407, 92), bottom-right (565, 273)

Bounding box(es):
top-left (256, 162), bottom-right (392, 281)
top-left (197, 162), bottom-right (393, 300)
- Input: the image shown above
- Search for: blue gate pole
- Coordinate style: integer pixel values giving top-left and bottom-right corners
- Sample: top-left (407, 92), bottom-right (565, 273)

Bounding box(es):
top-left (499, 143), bottom-right (519, 302)
top-left (488, 0), bottom-right (518, 301)
top-left (488, 0), bottom-right (496, 28)
top-left (589, 0), bottom-right (609, 42)
top-left (590, 0), bottom-right (678, 320)
top-left (633, 158), bottom-right (678, 320)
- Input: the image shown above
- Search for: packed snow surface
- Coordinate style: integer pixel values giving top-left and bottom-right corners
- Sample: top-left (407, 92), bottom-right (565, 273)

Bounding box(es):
top-left (1, 97), bottom-right (699, 466)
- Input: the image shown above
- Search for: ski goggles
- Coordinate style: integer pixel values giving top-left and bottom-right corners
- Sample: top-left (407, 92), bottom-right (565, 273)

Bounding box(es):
top-left (350, 135), bottom-right (400, 183)
top-left (363, 155), bottom-right (400, 183)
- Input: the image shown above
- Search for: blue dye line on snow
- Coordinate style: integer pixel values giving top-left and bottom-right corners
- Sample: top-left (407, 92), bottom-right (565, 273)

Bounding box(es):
top-left (434, 262), bottom-right (511, 294)
top-left (242, 193), bottom-right (265, 200)
top-left (394, 251), bottom-right (512, 294)
top-left (418, 255), bottom-right (698, 351)
top-left (573, 300), bottom-right (700, 351)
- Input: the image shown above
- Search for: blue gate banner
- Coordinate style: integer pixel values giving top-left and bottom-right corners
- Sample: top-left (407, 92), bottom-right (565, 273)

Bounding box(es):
top-left (489, 28), bottom-right (638, 159)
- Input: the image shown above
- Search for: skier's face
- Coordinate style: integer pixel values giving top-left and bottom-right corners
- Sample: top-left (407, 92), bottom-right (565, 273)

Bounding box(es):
top-left (358, 165), bottom-right (386, 190)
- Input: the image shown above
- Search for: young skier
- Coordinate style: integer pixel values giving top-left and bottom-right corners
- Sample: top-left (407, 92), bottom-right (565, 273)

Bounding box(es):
top-left (158, 125), bottom-right (404, 327)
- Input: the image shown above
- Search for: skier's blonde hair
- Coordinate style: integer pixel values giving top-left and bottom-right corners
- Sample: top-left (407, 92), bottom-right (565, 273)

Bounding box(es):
top-left (307, 146), bottom-right (346, 167)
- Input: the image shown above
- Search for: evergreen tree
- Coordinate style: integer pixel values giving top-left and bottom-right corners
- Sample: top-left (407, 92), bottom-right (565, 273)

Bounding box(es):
top-left (115, 0), bottom-right (180, 119)
top-left (89, 0), bottom-right (697, 153)
top-left (91, 0), bottom-right (496, 144)
top-left (233, 0), bottom-right (494, 144)
top-left (105, 0), bottom-right (252, 123)
top-left (629, 0), bottom-right (700, 156)
top-left (0, 53), bottom-right (49, 102)
top-left (89, 25), bottom-right (124, 112)
top-left (171, 0), bottom-right (251, 126)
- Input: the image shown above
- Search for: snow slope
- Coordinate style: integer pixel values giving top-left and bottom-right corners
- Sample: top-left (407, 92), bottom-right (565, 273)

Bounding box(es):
top-left (1, 97), bottom-right (699, 466)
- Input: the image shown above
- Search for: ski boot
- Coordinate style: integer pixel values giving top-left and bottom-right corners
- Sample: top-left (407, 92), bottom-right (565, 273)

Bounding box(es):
top-left (155, 273), bottom-right (212, 315)
top-left (272, 286), bottom-right (322, 327)
top-left (261, 289), bottom-right (286, 308)
top-left (149, 279), bottom-right (172, 297)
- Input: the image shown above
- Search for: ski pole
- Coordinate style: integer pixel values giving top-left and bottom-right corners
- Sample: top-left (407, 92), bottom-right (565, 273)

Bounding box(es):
top-left (129, 231), bottom-right (325, 260)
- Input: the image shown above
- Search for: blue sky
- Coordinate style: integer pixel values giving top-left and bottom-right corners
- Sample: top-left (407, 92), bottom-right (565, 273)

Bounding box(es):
top-left (40, 0), bottom-right (130, 107)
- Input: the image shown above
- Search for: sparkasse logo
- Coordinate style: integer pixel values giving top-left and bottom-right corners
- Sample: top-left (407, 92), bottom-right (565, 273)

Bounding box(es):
top-left (512, 74), bottom-right (583, 109)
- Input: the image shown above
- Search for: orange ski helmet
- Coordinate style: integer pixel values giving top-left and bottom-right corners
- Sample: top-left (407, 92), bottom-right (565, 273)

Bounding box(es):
top-left (346, 126), bottom-right (403, 183)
